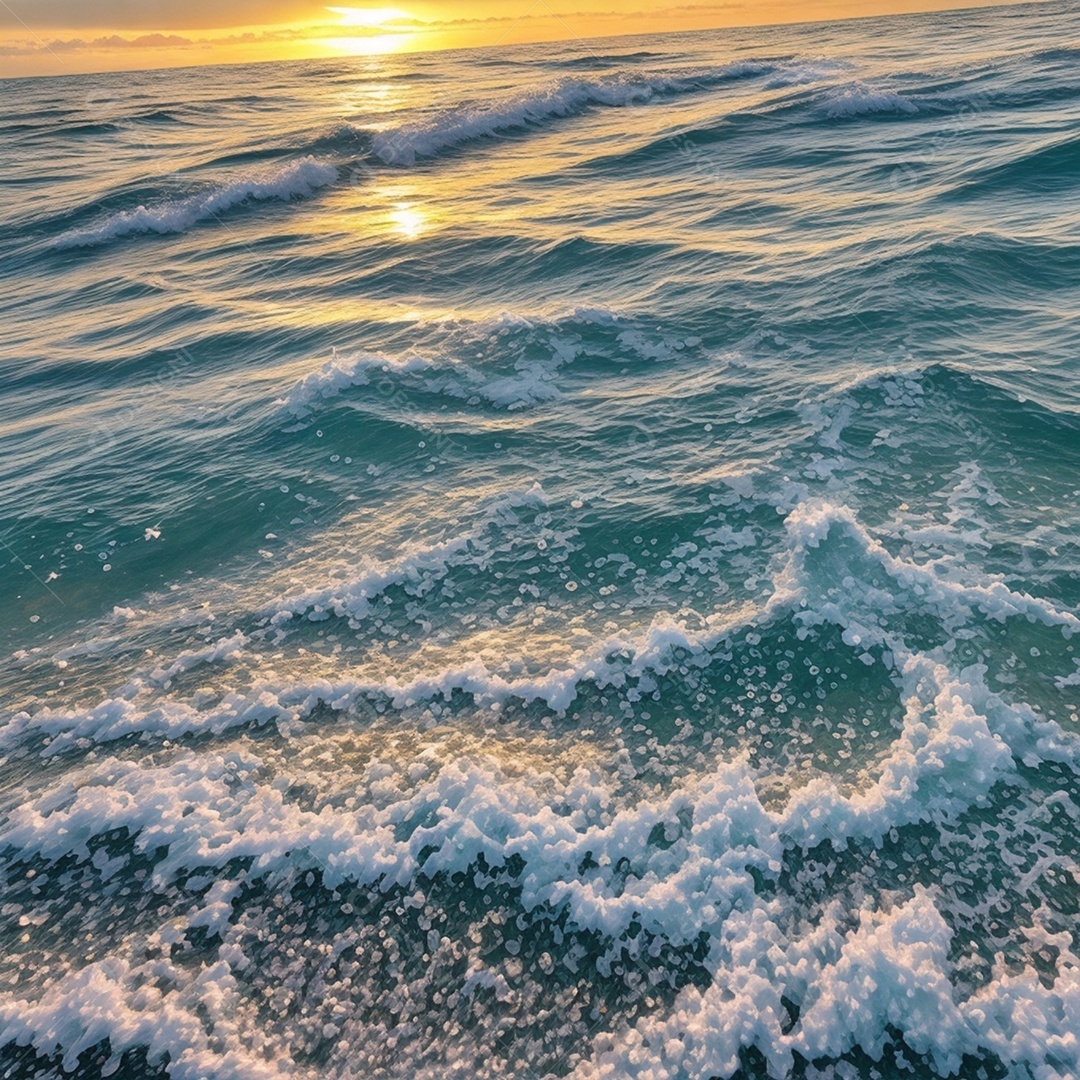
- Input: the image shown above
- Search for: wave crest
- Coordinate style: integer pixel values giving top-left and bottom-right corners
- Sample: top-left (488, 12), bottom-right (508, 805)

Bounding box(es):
top-left (54, 156), bottom-right (338, 248)
top-left (824, 82), bottom-right (919, 118)
top-left (371, 63), bottom-right (778, 165)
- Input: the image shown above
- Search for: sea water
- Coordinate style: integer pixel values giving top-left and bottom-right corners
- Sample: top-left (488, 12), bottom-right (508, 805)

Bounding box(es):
top-left (1, 2), bottom-right (1080, 1076)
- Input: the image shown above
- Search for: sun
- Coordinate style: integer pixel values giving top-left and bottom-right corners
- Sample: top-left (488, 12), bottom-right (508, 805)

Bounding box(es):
top-left (326, 6), bottom-right (412, 27)
top-left (318, 6), bottom-right (417, 55)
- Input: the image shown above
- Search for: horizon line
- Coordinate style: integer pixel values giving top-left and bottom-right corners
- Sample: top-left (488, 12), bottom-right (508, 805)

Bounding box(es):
top-left (0, 0), bottom-right (1049, 82)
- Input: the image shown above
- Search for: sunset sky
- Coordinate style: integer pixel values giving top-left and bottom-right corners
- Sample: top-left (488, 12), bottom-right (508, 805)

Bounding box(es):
top-left (0, 0), bottom-right (1028, 77)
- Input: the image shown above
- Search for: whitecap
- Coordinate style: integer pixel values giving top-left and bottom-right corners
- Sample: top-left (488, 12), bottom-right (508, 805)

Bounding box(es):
top-left (54, 155), bottom-right (338, 248)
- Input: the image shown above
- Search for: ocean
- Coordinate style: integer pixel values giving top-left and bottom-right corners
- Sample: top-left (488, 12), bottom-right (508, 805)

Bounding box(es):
top-left (1, 2), bottom-right (1079, 1076)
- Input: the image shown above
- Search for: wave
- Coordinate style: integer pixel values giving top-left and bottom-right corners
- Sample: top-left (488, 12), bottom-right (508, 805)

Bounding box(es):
top-left (262, 483), bottom-right (549, 625)
top-left (581, 886), bottom-right (1080, 1080)
top-left (945, 130), bottom-right (1080, 198)
top-left (823, 82), bottom-right (920, 118)
top-left (3, 618), bottom-right (1071, 926)
top-left (2, 756), bottom-right (1078, 1080)
top-left (764, 58), bottom-right (850, 87)
top-left (11, 499), bottom-right (1078, 763)
top-left (1028, 44), bottom-right (1080, 64)
top-left (371, 63), bottom-right (778, 165)
top-left (52, 155), bottom-right (338, 248)
top-left (279, 308), bottom-right (664, 417)
top-left (574, 72), bottom-right (918, 172)
top-left (30, 121), bottom-right (122, 138)
top-left (279, 342), bottom-right (575, 415)
top-left (282, 350), bottom-right (448, 415)
top-left (4, 497), bottom-right (1079, 1077)
top-left (129, 108), bottom-right (186, 124)
top-left (552, 50), bottom-right (667, 68)
top-left (2, 638), bottom-right (1077, 1078)
top-left (278, 343), bottom-right (578, 414)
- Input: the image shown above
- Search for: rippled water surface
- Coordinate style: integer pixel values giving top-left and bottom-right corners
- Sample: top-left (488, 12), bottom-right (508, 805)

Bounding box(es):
top-left (2, 3), bottom-right (1080, 1077)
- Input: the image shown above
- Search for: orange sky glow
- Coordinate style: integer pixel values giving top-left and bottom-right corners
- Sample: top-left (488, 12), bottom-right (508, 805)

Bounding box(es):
top-left (0, 0), bottom-right (1033, 78)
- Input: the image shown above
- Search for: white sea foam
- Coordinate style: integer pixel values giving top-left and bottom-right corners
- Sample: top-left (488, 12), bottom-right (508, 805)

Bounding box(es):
top-left (263, 483), bottom-right (549, 624)
top-left (824, 82), bottom-right (919, 118)
top-left (579, 887), bottom-right (1080, 1080)
top-left (10, 499), bottom-right (1080, 781)
top-left (3, 743), bottom-right (1078, 1078)
top-left (282, 346), bottom-right (576, 415)
top-left (54, 156), bottom-right (338, 248)
top-left (0, 750), bottom-right (773, 938)
top-left (282, 350), bottom-right (444, 416)
top-left (281, 309), bottom-right (700, 417)
top-left (373, 81), bottom-right (642, 165)
top-left (371, 63), bottom-right (777, 165)
top-left (778, 650), bottom-right (1018, 844)
top-left (4, 500), bottom-right (1080, 1079)
top-left (0, 750), bottom-right (808, 1075)
top-left (4, 717), bottom-right (1013, 952)
top-left (281, 334), bottom-right (580, 416)
top-left (763, 58), bottom-right (849, 87)
top-left (0, 955), bottom-right (279, 1080)
top-left (148, 631), bottom-right (249, 685)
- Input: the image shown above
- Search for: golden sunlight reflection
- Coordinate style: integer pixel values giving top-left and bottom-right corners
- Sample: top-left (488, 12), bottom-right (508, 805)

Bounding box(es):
top-left (318, 33), bottom-right (412, 55)
top-left (389, 203), bottom-right (426, 239)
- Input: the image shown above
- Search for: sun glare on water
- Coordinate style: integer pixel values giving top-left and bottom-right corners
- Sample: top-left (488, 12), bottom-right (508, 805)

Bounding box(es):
top-left (389, 203), bottom-right (426, 238)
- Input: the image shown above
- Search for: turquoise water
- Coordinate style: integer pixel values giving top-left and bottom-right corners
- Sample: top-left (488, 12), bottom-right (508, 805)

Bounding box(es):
top-left (2, 3), bottom-right (1080, 1076)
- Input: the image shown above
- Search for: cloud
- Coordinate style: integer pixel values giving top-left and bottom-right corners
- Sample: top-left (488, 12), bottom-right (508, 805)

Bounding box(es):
top-left (376, 2), bottom-right (746, 27)
top-left (0, 1), bottom-right (751, 60)
top-left (87, 32), bottom-right (195, 49)
top-left (0, 32), bottom-right (196, 56)
top-left (0, 0), bottom-right (318, 31)
top-left (0, 20), bottom-right (430, 57)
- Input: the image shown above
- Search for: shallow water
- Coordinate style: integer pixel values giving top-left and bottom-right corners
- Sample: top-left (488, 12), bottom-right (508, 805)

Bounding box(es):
top-left (2, 2), bottom-right (1080, 1077)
